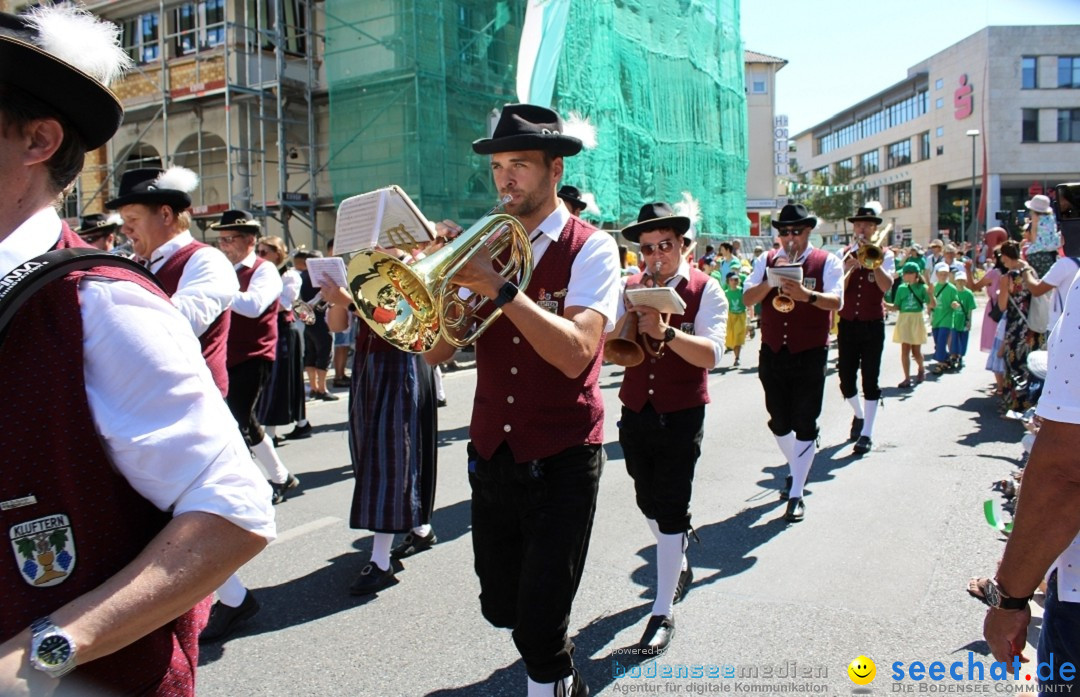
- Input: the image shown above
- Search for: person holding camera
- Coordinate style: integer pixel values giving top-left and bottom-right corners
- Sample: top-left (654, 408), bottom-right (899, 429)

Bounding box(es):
top-left (997, 241), bottom-right (1048, 411)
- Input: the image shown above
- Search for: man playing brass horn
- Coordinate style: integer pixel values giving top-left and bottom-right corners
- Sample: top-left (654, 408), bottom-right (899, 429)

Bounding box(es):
top-left (742, 203), bottom-right (844, 523)
top-left (838, 204), bottom-right (895, 455)
top-left (424, 103), bottom-right (620, 697)
top-left (610, 202), bottom-right (727, 657)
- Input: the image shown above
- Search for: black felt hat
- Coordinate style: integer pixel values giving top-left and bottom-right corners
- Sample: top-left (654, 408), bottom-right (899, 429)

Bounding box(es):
top-left (771, 203), bottom-right (817, 230)
top-left (847, 205), bottom-right (883, 224)
top-left (0, 6), bottom-right (128, 151)
top-left (105, 168), bottom-right (196, 211)
top-left (472, 104), bottom-right (583, 157)
top-left (621, 202), bottom-right (691, 243)
top-left (558, 185), bottom-right (587, 211)
top-left (210, 209), bottom-right (262, 234)
top-left (74, 213), bottom-right (121, 238)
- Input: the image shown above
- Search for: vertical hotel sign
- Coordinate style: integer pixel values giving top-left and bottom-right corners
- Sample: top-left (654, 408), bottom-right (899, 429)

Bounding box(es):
top-left (774, 115), bottom-right (789, 176)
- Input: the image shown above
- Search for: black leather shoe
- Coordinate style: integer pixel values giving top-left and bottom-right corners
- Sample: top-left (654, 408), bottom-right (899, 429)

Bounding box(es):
top-left (673, 563), bottom-right (694, 604)
top-left (779, 474), bottom-right (792, 501)
top-left (318, 390), bottom-right (340, 401)
top-left (555, 668), bottom-right (589, 697)
top-left (636, 615), bottom-right (675, 657)
top-left (349, 562), bottom-right (398, 596)
top-left (270, 473), bottom-right (300, 505)
top-left (200, 590), bottom-right (259, 643)
top-left (849, 417), bottom-right (864, 442)
top-left (784, 497), bottom-right (805, 523)
top-left (283, 422), bottom-right (312, 440)
top-left (853, 435), bottom-right (872, 455)
top-left (391, 529), bottom-right (437, 559)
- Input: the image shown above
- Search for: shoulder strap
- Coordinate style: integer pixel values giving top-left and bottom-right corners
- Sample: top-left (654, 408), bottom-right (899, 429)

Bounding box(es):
top-left (0, 248), bottom-right (164, 343)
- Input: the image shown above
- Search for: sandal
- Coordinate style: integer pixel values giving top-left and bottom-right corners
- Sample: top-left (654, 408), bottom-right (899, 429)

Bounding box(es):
top-left (898, 378), bottom-right (913, 388)
top-left (915, 371), bottom-right (926, 384)
top-left (966, 577), bottom-right (989, 603)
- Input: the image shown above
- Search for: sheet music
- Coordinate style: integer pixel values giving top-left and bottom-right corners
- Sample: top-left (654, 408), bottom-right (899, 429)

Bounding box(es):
top-left (305, 256), bottom-right (348, 289)
top-left (625, 287), bottom-right (687, 314)
top-left (334, 185), bottom-right (436, 254)
top-left (766, 266), bottom-right (803, 288)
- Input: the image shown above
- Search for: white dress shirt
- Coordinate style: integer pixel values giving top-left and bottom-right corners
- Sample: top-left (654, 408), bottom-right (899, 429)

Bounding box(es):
top-left (616, 258), bottom-right (728, 368)
top-left (147, 231), bottom-right (238, 337)
top-left (529, 201), bottom-right (621, 332)
top-left (0, 208), bottom-right (275, 539)
top-left (744, 242), bottom-right (846, 302)
top-left (232, 251), bottom-right (284, 318)
top-left (280, 267), bottom-right (302, 309)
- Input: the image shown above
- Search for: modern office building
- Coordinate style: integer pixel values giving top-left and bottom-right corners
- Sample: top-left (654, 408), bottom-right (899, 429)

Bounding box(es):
top-left (790, 25), bottom-right (1080, 247)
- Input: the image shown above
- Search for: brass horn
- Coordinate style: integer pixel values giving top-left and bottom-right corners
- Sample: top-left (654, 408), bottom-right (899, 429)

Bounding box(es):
top-left (853, 223), bottom-right (893, 271)
top-left (603, 261), bottom-right (667, 366)
top-left (772, 240), bottom-right (798, 313)
top-left (345, 210), bottom-right (532, 353)
top-left (292, 292), bottom-right (327, 325)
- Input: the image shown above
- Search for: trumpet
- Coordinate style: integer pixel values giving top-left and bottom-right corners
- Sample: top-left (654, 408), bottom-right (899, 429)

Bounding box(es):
top-left (772, 240), bottom-right (798, 313)
top-left (840, 223), bottom-right (893, 285)
top-left (292, 292), bottom-right (328, 325)
top-left (603, 261), bottom-right (669, 366)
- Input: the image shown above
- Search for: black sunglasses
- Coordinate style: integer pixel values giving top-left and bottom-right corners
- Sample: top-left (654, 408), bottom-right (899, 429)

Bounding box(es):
top-left (639, 240), bottom-right (677, 255)
top-left (777, 227), bottom-right (808, 237)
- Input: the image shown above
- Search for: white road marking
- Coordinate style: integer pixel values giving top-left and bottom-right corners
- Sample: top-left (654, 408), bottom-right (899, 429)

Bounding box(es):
top-left (270, 516), bottom-right (341, 546)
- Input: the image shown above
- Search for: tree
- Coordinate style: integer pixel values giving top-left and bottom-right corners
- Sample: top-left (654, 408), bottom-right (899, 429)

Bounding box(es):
top-left (786, 163), bottom-right (864, 237)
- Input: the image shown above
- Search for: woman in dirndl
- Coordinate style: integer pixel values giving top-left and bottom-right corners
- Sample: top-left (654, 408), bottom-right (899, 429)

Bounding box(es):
top-left (321, 275), bottom-right (438, 596)
top-left (255, 237), bottom-right (308, 445)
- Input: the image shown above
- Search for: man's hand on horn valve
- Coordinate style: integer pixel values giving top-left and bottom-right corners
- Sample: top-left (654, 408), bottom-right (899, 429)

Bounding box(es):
top-left (779, 277), bottom-right (811, 302)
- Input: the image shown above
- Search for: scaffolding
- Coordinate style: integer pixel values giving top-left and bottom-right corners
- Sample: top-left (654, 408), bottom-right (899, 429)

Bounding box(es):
top-left (76, 0), bottom-right (327, 249)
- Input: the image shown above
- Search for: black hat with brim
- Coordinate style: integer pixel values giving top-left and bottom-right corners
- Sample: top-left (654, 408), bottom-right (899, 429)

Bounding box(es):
top-left (472, 103), bottom-right (583, 157)
top-left (0, 13), bottom-right (124, 151)
top-left (558, 185), bottom-right (587, 211)
top-left (847, 206), bottom-right (883, 224)
top-left (210, 209), bottom-right (262, 234)
top-left (771, 203), bottom-right (817, 230)
top-left (75, 213), bottom-right (120, 237)
top-left (105, 169), bottom-right (192, 211)
top-left (621, 202), bottom-right (691, 243)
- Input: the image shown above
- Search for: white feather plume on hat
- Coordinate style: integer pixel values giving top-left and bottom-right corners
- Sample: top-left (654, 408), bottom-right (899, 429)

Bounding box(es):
top-left (675, 192), bottom-right (701, 241)
top-left (864, 200), bottom-right (883, 216)
top-left (563, 112), bottom-right (597, 150)
top-left (152, 166), bottom-right (200, 193)
top-left (24, 4), bottom-right (132, 86)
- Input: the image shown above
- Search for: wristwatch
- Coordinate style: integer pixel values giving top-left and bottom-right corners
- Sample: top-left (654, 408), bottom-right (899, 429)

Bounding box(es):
top-left (982, 579), bottom-right (1033, 610)
top-left (808, 291), bottom-right (818, 304)
top-left (29, 617), bottom-right (77, 678)
top-left (493, 281), bottom-right (519, 309)
top-left (663, 327), bottom-right (676, 342)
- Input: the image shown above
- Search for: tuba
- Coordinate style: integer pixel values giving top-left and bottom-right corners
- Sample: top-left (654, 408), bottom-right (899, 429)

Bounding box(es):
top-left (345, 196), bottom-right (532, 353)
top-left (603, 261), bottom-right (668, 366)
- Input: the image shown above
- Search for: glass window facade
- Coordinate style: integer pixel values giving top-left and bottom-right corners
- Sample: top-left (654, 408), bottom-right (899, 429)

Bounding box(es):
top-left (122, 12), bottom-right (160, 63)
top-left (919, 131), bottom-right (930, 160)
top-left (1022, 57), bottom-right (1037, 89)
top-left (859, 149), bottom-right (879, 176)
top-left (816, 90), bottom-right (927, 155)
top-left (887, 139), bottom-right (911, 169)
top-left (1023, 109), bottom-right (1039, 142)
top-left (1059, 57), bottom-right (1080, 88)
top-left (890, 181), bottom-right (912, 210)
top-left (175, 0), bottom-right (226, 56)
top-left (1059, 109), bottom-right (1080, 142)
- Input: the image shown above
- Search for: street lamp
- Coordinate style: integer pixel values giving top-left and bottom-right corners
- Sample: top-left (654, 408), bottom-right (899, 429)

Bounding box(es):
top-left (966, 129), bottom-right (980, 250)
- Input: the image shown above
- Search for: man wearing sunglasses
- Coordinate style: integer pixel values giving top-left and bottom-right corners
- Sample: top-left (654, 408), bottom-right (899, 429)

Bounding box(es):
top-left (742, 203), bottom-right (844, 522)
top-left (613, 202), bottom-right (727, 657)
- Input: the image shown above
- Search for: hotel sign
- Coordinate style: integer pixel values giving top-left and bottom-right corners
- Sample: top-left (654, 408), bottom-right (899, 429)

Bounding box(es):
top-left (774, 115), bottom-right (789, 176)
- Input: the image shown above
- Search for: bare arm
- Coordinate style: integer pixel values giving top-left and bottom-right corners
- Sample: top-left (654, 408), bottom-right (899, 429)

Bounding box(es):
top-left (872, 265), bottom-right (893, 293)
top-left (741, 281), bottom-right (772, 308)
top-left (0, 512), bottom-right (265, 693)
top-left (634, 306), bottom-right (718, 369)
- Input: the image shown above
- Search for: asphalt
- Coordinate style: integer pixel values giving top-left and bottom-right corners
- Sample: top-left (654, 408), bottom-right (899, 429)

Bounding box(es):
top-left (195, 302), bottom-right (1036, 696)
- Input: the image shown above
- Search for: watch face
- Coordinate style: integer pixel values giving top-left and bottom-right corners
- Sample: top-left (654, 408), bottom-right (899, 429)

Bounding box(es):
top-left (984, 582), bottom-right (1002, 608)
top-left (37, 635), bottom-right (72, 667)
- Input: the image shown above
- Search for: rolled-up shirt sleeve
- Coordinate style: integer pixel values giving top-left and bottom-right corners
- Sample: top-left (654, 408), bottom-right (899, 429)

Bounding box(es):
top-left (696, 276), bottom-right (727, 368)
top-left (171, 246), bottom-right (238, 336)
top-left (231, 260), bottom-right (283, 318)
top-left (822, 251), bottom-right (845, 301)
top-left (80, 278), bottom-right (276, 540)
top-left (280, 269), bottom-right (301, 309)
top-left (565, 231), bottom-right (621, 332)
top-left (744, 254), bottom-right (768, 291)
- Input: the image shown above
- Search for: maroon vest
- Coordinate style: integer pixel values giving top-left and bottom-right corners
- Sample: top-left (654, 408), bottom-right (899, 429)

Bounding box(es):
top-left (0, 226), bottom-right (208, 695)
top-left (760, 247), bottom-right (832, 354)
top-left (155, 240), bottom-right (231, 396)
top-left (838, 249), bottom-right (886, 322)
top-left (227, 257), bottom-right (278, 368)
top-left (620, 269), bottom-right (711, 413)
top-left (471, 217), bottom-right (606, 463)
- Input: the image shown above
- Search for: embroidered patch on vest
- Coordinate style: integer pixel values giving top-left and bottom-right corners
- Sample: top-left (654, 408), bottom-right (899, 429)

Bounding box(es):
top-left (680, 322), bottom-right (695, 335)
top-left (10, 514), bottom-right (76, 587)
top-left (0, 495), bottom-right (37, 511)
top-left (536, 287), bottom-right (562, 314)
top-left (802, 278), bottom-right (817, 290)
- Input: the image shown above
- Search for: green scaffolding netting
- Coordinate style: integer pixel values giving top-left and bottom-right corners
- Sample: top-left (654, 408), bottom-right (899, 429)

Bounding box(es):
top-left (324, 0), bottom-right (747, 237)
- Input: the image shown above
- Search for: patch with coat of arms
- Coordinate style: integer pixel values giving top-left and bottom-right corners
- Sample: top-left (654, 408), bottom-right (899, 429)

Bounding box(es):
top-left (10, 514), bottom-right (76, 587)
top-left (802, 278), bottom-right (817, 291)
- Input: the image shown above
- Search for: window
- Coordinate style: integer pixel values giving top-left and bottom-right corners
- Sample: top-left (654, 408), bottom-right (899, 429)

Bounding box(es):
top-left (752, 80), bottom-right (767, 93)
top-left (936, 145), bottom-right (944, 156)
top-left (1023, 109), bottom-right (1040, 142)
top-left (1022, 57), bottom-right (1038, 89)
top-left (814, 165), bottom-right (830, 180)
top-left (249, 0), bottom-right (307, 54)
top-left (919, 131), bottom-right (930, 160)
top-left (1059, 109), bottom-right (1080, 142)
top-left (935, 78), bottom-right (944, 90)
top-left (175, 0), bottom-right (225, 56)
top-left (935, 97), bottom-right (944, 109)
top-left (863, 187), bottom-right (880, 204)
top-left (836, 158), bottom-right (854, 178)
top-left (887, 139), bottom-right (911, 169)
top-left (859, 149), bottom-right (879, 175)
top-left (890, 181), bottom-right (912, 210)
top-left (1059, 57), bottom-right (1080, 88)
top-left (936, 126), bottom-right (944, 137)
top-left (816, 89), bottom-right (927, 154)
top-left (122, 12), bottom-right (160, 63)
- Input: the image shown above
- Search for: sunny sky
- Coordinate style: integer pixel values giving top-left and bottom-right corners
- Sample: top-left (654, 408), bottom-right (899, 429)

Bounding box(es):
top-left (740, 0), bottom-right (1080, 135)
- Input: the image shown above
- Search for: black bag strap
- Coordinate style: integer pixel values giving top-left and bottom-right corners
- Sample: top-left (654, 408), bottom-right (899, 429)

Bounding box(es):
top-left (0, 248), bottom-right (163, 343)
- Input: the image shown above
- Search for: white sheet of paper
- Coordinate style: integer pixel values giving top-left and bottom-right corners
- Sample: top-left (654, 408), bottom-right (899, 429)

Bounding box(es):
top-left (625, 287), bottom-right (687, 315)
top-left (305, 256), bottom-right (348, 289)
top-left (766, 266), bottom-right (804, 288)
top-left (334, 185), bottom-right (435, 254)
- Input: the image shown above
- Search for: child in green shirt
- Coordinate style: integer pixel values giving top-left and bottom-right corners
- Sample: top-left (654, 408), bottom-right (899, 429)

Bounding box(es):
top-left (886, 262), bottom-right (935, 387)
top-left (929, 263), bottom-right (958, 370)
top-left (724, 272), bottom-right (747, 366)
top-left (947, 273), bottom-right (977, 371)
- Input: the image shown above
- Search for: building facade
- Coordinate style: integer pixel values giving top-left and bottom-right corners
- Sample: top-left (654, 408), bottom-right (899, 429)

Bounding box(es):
top-left (744, 49), bottom-right (787, 238)
top-left (791, 25), bottom-right (1080, 247)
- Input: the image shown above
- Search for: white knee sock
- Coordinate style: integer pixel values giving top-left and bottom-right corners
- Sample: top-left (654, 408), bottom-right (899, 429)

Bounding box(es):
top-left (265, 425), bottom-right (277, 438)
top-left (527, 675), bottom-right (573, 697)
top-left (646, 517), bottom-right (661, 542)
top-left (788, 439), bottom-right (815, 499)
top-left (250, 435), bottom-right (289, 484)
top-left (297, 418), bottom-right (309, 428)
top-left (371, 532), bottom-right (394, 571)
top-left (862, 400), bottom-right (879, 438)
top-left (217, 574), bottom-right (248, 608)
top-left (847, 396), bottom-right (864, 419)
top-left (412, 523), bottom-right (432, 538)
top-left (652, 532), bottom-right (686, 619)
top-left (433, 366), bottom-right (446, 401)
top-left (774, 432), bottom-right (796, 465)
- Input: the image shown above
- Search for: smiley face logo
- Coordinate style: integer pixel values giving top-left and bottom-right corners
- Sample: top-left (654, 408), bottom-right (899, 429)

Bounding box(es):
top-left (847, 655), bottom-right (876, 685)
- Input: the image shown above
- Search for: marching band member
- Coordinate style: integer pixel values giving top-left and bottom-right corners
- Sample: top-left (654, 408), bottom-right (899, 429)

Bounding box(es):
top-left (425, 103), bottom-right (620, 697)
top-left (0, 6), bottom-right (273, 693)
top-left (611, 202), bottom-right (727, 656)
top-left (742, 204), bottom-right (844, 523)
top-left (837, 204), bottom-right (894, 455)
top-left (73, 213), bottom-right (122, 252)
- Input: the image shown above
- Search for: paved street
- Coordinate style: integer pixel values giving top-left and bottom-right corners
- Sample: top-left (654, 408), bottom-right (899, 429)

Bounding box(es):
top-left (198, 307), bottom-right (1029, 696)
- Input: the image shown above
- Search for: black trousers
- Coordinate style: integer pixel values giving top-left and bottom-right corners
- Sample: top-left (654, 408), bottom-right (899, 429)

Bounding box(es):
top-left (837, 318), bottom-right (885, 400)
top-left (468, 442), bottom-right (603, 684)
top-left (226, 358), bottom-right (271, 447)
top-left (758, 345), bottom-right (828, 441)
top-left (620, 403), bottom-right (704, 534)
